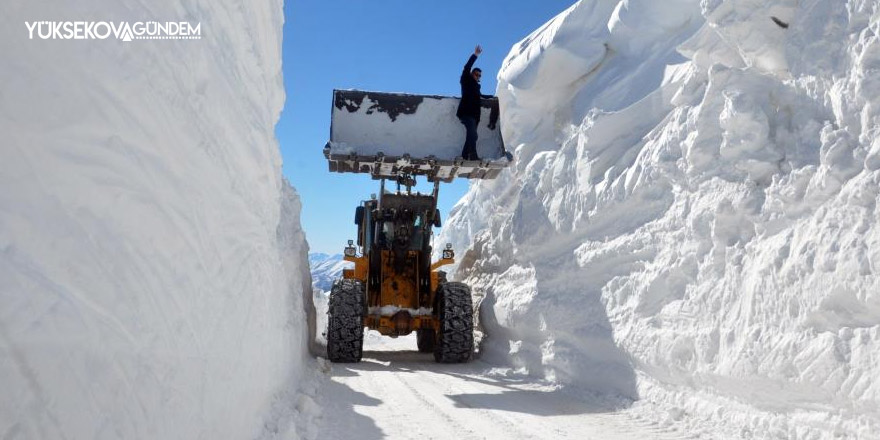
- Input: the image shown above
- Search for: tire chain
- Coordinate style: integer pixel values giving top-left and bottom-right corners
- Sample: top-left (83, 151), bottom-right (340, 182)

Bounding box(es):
top-left (327, 279), bottom-right (365, 362)
top-left (434, 282), bottom-right (474, 363)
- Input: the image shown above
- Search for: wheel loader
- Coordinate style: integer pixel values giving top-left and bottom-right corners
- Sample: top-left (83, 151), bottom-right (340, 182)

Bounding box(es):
top-left (323, 89), bottom-right (511, 363)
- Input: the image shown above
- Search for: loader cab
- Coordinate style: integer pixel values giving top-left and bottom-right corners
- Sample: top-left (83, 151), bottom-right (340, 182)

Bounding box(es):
top-left (354, 193), bottom-right (441, 254)
top-left (374, 193), bottom-right (435, 252)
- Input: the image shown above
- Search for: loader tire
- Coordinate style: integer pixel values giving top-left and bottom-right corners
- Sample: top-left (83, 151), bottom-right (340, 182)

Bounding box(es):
top-left (327, 279), bottom-right (365, 363)
top-left (416, 329), bottom-right (435, 352)
top-left (433, 282), bottom-right (474, 363)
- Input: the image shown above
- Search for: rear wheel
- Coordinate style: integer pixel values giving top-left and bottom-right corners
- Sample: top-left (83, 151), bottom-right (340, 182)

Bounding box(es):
top-left (327, 279), bottom-right (365, 363)
top-left (416, 328), bottom-right (435, 352)
top-left (433, 282), bottom-right (474, 363)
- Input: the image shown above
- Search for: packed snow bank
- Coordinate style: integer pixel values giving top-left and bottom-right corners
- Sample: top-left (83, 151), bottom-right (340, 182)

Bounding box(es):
top-left (441, 0), bottom-right (880, 437)
top-left (0, 2), bottom-right (315, 439)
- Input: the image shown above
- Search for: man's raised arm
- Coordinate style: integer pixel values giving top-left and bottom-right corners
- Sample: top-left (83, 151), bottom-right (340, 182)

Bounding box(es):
top-left (462, 45), bottom-right (482, 78)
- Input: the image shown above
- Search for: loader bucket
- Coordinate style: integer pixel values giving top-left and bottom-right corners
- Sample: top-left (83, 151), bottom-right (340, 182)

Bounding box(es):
top-left (325, 89), bottom-right (512, 182)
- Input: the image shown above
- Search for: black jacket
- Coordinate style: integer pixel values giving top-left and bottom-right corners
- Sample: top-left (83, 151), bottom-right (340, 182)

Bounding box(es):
top-left (457, 54), bottom-right (492, 122)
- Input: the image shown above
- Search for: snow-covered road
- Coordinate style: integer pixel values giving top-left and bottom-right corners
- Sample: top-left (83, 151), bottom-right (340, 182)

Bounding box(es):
top-left (315, 333), bottom-right (693, 440)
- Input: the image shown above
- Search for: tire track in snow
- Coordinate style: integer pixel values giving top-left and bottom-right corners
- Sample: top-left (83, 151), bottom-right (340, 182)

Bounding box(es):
top-left (337, 355), bottom-right (482, 439)
top-left (398, 366), bottom-right (549, 439)
top-left (389, 365), bottom-right (526, 439)
top-left (317, 333), bottom-right (695, 440)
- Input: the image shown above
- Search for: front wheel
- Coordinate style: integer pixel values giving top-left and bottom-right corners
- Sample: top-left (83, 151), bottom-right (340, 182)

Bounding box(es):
top-left (433, 282), bottom-right (474, 363)
top-left (326, 279), bottom-right (365, 363)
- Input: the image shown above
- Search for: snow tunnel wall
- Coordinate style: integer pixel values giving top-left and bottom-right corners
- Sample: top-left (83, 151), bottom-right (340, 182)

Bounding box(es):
top-left (439, 0), bottom-right (880, 437)
top-left (0, 1), bottom-right (311, 439)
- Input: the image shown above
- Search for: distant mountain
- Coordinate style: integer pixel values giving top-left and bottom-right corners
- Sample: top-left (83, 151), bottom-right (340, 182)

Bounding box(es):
top-left (309, 253), bottom-right (351, 292)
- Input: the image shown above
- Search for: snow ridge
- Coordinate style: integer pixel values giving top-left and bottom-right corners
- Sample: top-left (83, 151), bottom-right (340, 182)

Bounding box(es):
top-left (441, 0), bottom-right (880, 438)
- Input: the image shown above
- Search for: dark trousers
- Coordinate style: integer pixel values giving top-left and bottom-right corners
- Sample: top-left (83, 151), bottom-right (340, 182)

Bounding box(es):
top-left (459, 116), bottom-right (478, 159)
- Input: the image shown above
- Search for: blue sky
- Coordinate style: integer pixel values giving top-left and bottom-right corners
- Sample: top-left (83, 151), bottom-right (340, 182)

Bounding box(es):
top-left (278, 0), bottom-right (575, 254)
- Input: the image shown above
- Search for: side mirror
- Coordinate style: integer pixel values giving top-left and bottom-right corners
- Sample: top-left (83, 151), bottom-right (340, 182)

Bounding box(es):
top-left (433, 209), bottom-right (442, 228)
top-left (354, 206), bottom-right (364, 225)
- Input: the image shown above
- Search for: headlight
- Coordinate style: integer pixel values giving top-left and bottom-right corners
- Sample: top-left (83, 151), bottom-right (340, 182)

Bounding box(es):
top-left (442, 249), bottom-right (454, 259)
top-left (344, 246), bottom-right (356, 257)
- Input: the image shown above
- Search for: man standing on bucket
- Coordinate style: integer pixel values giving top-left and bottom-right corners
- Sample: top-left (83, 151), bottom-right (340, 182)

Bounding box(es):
top-left (457, 45), bottom-right (493, 161)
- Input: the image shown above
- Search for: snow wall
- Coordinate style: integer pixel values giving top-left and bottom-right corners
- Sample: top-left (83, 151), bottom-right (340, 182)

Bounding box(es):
top-left (0, 2), bottom-right (314, 439)
top-left (440, 0), bottom-right (880, 438)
